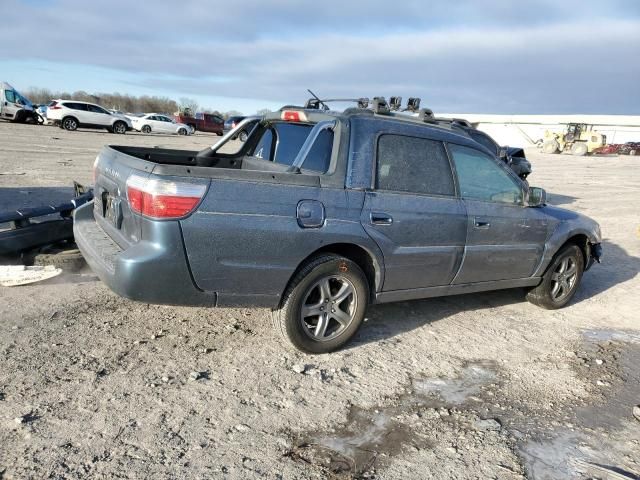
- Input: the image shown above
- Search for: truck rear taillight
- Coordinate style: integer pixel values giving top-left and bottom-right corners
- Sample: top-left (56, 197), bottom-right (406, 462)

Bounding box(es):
top-left (126, 174), bottom-right (207, 219)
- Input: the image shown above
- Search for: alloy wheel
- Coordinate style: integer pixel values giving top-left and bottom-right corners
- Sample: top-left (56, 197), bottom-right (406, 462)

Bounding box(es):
top-left (550, 255), bottom-right (578, 302)
top-left (300, 276), bottom-right (357, 341)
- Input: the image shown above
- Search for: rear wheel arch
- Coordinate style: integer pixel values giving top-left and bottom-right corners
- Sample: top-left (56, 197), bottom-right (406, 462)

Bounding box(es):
top-left (279, 243), bottom-right (382, 307)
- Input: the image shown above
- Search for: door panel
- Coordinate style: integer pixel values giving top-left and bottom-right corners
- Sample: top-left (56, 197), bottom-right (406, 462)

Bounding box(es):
top-left (453, 200), bottom-right (548, 283)
top-left (447, 143), bottom-right (549, 284)
top-left (362, 191), bottom-right (467, 290)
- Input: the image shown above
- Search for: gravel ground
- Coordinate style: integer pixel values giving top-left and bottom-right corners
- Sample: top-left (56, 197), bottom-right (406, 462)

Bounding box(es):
top-left (0, 122), bottom-right (639, 479)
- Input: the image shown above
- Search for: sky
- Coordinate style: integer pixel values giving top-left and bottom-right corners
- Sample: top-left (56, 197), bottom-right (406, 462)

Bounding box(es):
top-left (1, 0), bottom-right (639, 115)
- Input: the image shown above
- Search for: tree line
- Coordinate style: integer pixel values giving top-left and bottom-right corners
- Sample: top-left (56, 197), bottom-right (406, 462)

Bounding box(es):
top-left (22, 88), bottom-right (248, 118)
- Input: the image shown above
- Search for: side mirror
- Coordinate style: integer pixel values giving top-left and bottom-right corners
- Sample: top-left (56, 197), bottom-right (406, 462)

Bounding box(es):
top-left (528, 187), bottom-right (546, 207)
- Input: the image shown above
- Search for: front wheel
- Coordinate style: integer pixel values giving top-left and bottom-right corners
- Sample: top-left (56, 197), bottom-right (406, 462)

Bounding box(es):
top-left (526, 244), bottom-right (584, 309)
top-left (178, 127), bottom-right (188, 135)
top-left (112, 121), bottom-right (127, 134)
top-left (141, 125), bottom-right (151, 134)
top-left (571, 142), bottom-right (588, 156)
top-left (542, 140), bottom-right (560, 154)
top-left (62, 117), bottom-right (78, 131)
top-left (238, 130), bottom-right (248, 142)
top-left (272, 255), bottom-right (369, 353)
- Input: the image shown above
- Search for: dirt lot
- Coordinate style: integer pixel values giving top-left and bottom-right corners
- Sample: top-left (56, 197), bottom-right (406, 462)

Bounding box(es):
top-left (0, 122), bottom-right (639, 479)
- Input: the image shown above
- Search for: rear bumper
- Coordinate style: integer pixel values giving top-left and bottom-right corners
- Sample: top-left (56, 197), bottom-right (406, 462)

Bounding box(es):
top-left (74, 202), bottom-right (217, 306)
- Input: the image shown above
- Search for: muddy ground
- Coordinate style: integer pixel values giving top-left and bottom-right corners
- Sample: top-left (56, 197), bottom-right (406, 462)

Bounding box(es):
top-left (0, 122), bottom-right (638, 479)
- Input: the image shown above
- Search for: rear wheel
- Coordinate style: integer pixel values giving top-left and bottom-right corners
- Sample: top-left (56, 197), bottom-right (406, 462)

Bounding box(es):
top-left (542, 140), bottom-right (560, 154)
top-left (112, 121), bottom-right (127, 134)
top-left (62, 117), bottom-right (78, 131)
top-left (239, 130), bottom-right (248, 142)
top-left (526, 244), bottom-right (584, 309)
top-left (141, 125), bottom-right (151, 134)
top-left (272, 255), bottom-right (369, 353)
top-left (571, 142), bottom-right (588, 156)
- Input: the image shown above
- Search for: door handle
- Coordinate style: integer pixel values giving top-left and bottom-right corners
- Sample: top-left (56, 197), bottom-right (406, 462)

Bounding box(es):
top-left (371, 212), bottom-right (393, 225)
top-left (474, 217), bottom-right (491, 229)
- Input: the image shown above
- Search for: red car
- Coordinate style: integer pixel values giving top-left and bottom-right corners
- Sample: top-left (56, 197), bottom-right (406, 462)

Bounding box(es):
top-left (173, 112), bottom-right (224, 135)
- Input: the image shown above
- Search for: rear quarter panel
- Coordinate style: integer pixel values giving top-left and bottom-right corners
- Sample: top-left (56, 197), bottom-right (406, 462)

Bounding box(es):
top-left (180, 178), bottom-right (381, 307)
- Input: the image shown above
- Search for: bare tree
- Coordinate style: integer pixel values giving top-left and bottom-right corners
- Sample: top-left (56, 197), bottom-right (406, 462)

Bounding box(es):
top-left (178, 97), bottom-right (199, 115)
top-left (22, 86), bottom-right (179, 113)
top-left (256, 108), bottom-right (272, 116)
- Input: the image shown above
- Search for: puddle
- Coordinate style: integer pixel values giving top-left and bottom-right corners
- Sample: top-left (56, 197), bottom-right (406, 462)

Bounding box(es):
top-left (582, 328), bottom-right (640, 345)
top-left (413, 362), bottom-right (497, 405)
top-left (291, 361), bottom-right (499, 476)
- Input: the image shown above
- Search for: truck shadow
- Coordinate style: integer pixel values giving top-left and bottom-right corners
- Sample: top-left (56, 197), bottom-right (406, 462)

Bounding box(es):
top-left (352, 239), bottom-right (638, 347)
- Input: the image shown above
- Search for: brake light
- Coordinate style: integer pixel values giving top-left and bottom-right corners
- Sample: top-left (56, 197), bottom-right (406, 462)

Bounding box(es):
top-left (281, 110), bottom-right (307, 122)
top-left (126, 174), bottom-right (207, 219)
top-left (49, 103), bottom-right (62, 110)
top-left (231, 122), bottom-right (236, 127)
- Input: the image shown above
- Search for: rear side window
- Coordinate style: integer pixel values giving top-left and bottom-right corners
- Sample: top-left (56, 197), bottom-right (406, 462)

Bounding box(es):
top-left (376, 135), bottom-right (455, 196)
top-left (449, 144), bottom-right (523, 204)
top-left (64, 102), bottom-right (87, 111)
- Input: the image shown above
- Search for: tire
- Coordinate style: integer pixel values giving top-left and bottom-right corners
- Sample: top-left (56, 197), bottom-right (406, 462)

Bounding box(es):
top-left (178, 128), bottom-right (188, 135)
top-left (571, 142), bottom-right (588, 156)
top-left (188, 123), bottom-right (196, 132)
top-left (112, 121), bottom-right (127, 134)
top-left (272, 255), bottom-right (369, 353)
top-left (542, 140), bottom-right (560, 154)
top-left (526, 244), bottom-right (584, 309)
top-left (629, 149), bottom-right (637, 156)
top-left (141, 125), bottom-right (152, 134)
top-left (62, 117), bottom-right (78, 131)
top-left (217, 132), bottom-right (223, 136)
top-left (239, 130), bottom-right (248, 142)
top-left (32, 248), bottom-right (86, 273)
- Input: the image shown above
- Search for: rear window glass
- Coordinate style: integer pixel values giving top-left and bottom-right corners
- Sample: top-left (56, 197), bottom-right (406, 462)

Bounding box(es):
top-left (301, 128), bottom-right (333, 173)
top-left (272, 123), bottom-right (313, 166)
top-left (376, 135), bottom-right (454, 196)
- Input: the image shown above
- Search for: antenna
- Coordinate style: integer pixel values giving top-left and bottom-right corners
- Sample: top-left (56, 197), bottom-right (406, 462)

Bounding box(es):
top-left (307, 89), bottom-right (329, 111)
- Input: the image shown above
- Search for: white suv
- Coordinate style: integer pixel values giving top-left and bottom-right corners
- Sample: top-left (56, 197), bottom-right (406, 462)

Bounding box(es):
top-left (47, 100), bottom-right (133, 134)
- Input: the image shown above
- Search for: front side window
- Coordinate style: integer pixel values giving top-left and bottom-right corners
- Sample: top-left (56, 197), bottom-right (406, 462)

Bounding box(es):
top-left (376, 134), bottom-right (455, 196)
top-left (469, 130), bottom-right (499, 155)
top-left (449, 144), bottom-right (523, 204)
top-left (87, 104), bottom-right (108, 114)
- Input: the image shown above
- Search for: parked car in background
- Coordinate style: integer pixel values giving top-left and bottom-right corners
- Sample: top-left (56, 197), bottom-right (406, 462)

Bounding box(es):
top-left (224, 116), bottom-right (249, 141)
top-left (593, 142), bottom-right (640, 156)
top-left (0, 82), bottom-right (37, 123)
top-left (47, 100), bottom-right (132, 133)
top-left (76, 99), bottom-right (602, 353)
top-left (131, 114), bottom-right (193, 135)
top-left (173, 111), bottom-right (224, 135)
top-left (619, 142), bottom-right (640, 156)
